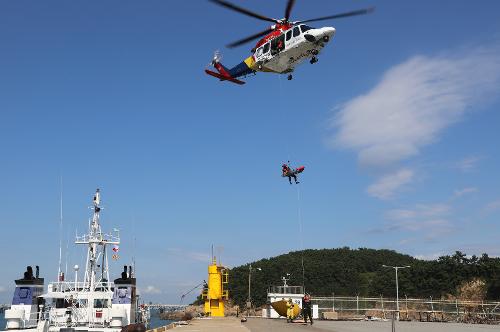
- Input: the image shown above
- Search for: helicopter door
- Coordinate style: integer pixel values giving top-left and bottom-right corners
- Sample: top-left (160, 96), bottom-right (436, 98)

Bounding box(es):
top-left (271, 34), bottom-right (285, 55)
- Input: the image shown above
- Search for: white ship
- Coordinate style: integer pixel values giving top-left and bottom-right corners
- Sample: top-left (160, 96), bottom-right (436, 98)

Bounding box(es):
top-left (3, 189), bottom-right (149, 332)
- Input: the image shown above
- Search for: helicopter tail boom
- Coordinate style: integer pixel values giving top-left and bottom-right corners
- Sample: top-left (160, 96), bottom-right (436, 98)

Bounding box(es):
top-left (205, 55), bottom-right (256, 85)
top-left (205, 69), bottom-right (245, 85)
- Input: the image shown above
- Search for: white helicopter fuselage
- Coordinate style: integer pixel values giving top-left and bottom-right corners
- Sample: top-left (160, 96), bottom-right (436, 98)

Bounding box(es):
top-left (253, 25), bottom-right (336, 74)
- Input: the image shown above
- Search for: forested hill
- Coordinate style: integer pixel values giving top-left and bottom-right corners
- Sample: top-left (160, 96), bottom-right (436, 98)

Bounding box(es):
top-left (227, 248), bottom-right (500, 307)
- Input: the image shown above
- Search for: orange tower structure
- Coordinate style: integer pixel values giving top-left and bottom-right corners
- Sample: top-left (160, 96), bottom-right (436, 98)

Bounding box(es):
top-left (202, 256), bottom-right (229, 316)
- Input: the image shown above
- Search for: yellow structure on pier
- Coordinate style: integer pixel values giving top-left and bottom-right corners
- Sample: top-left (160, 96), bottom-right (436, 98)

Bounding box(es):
top-left (202, 256), bottom-right (229, 317)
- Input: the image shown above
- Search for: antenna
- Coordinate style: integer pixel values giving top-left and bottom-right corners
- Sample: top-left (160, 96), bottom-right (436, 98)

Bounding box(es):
top-left (132, 216), bottom-right (136, 278)
top-left (57, 175), bottom-right (63, 281)
top-left (65, 231), bottom-right (69, 279)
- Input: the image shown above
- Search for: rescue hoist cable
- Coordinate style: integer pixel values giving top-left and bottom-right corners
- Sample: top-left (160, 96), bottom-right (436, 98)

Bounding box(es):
top-left (297, 186), bottom-right (305, 288)
top-left (277, 74), bottom-right (306, 288)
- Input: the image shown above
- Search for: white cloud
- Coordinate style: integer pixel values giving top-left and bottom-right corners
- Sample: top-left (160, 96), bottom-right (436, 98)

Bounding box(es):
top-left (414, 253), bottom-right (443, 261)
top-left (386, 203), bottom-right (450, 221)
top-left (385, 218), bottom-right (451, 233)
top-left (453, 187), bottom-right (478, 198)
top-left (329, 46), bottom-right (500, 167)
top-left (455, 156), bottom-right (481, 172)
top-left (366, 169), bottom-right (414, 199)
top-left (142, 285), bottom-right (162, 294)
top-left (381, 203), bottom-right (453, 240)
top-left (166, 248), bottom-right (210, 263)
top-left (485, 199), bottom-right (500, 213)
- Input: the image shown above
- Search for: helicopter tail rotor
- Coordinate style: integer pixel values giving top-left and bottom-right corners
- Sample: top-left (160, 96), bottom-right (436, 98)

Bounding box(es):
top-left (209, 50), bottom-right (223, 66)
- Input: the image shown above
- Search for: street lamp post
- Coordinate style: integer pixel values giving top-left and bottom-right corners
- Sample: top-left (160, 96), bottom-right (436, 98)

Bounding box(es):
top-left (247, 264), bottom-right (262, 316)
top-left (382, 265), bottom-right (410, 321)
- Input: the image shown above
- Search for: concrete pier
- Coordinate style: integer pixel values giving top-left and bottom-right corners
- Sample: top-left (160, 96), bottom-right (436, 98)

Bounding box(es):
top-left (171, 317), bottom-right (249, 331)
top-left (170, 317), bottom-right (500, 332)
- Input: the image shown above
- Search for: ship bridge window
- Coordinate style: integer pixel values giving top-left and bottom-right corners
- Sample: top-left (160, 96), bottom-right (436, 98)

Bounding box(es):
top-left (118, 287), bottom-right (128, 298)
top-left (94, 299), bottom-right (109, 308)
top-left (300, 25), bottom-right (312, 33)
top-left (55, 298), bottom-right (70, 308)
top-left (12, 287), bottom-right (33, 305)
top-left (293, 26), bottom-right (301, 37)
top-left (19, 288), bottom-right (29, 299)
top-left (263, 42), bottom-right (270, 54)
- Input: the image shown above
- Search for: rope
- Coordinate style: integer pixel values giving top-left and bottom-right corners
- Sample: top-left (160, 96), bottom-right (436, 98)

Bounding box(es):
top-left (277, 74), bottom-right (292, 163)
top-left (277, 74), bottom-right (306, 289)
top-left (297, 186), bottom-right (305, 288)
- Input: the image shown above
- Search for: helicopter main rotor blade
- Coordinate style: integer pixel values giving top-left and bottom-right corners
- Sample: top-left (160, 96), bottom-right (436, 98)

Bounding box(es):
top-left (227, 27), bottom-right (274, 48)
top-left (297, 7), bottom-right (375, 24)
top-left (284, 0), bottom-right (296, 22)
top-left (209, 0), bottom-right (278, 24)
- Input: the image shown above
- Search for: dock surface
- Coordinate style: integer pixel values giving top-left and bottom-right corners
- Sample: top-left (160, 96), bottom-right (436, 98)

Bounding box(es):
top-left (246, 318), bottom-right (500, 332)
top-left (172, 317), bottom-right (249, 331)
top-left (176, 317), bottom-right (500, 331)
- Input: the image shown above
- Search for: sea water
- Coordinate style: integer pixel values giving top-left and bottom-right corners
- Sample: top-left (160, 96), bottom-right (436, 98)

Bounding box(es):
top-left (0, 311), bottom-right (172, 330)
top-left (1, 312), bottom-right (5, 330)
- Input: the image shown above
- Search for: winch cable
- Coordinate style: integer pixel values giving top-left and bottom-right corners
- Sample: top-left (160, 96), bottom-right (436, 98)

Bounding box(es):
top-left (297, 186), bottom-right (306, 288)
top-left (277, 74), bottom-right (306, 289)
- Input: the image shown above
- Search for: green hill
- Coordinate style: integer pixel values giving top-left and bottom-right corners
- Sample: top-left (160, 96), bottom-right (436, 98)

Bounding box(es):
top-left (226, 248), bottom-right (500, 307)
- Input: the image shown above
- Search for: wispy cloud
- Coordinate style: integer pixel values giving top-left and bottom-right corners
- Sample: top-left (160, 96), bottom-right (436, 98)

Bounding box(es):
top-left (378, 203), bottom-right (453, 240)
top-left (386, 203), bottom-right (451, 221)
top-left (455, 156), bottom-right (481, 172)
top-left (453, 187), bottom-right (478, 198)
top-left (142, 285), bottom-right (162, 294)
top-left (414, 253), bottom-right (443, 261)
top-left (484, 199), bottom-right (500, 213)
top-left (329, 46), bottom-right (500, 168)
top-left (366, 168), bottom-right (414, 200)
top-left (0, 286), bottom-right (6, 293)
top-left (166, 248), bottom-right (210, 263)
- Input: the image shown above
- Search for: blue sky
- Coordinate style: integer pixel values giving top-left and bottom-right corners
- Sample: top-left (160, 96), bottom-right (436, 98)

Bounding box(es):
top-left (1, 0), bottom-right (500, 304)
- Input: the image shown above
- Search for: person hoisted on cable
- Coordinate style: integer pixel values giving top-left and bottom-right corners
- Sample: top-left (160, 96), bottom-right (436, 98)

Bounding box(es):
top-left (281, 162), bottom-right (305, 185)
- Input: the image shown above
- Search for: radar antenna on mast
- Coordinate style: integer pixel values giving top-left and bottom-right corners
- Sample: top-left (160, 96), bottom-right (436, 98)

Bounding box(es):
top-left (75, 188), bottom-right (120, 292)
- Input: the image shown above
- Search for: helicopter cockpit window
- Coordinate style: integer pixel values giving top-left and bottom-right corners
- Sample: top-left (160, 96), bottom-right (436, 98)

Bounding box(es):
top-left (293, 26), bottom-right (301, 37)
top-left (263, 42), bottom-right (270, 54)
top-left (256, 47), bottom-right (263, 58)
top-left (300, 25), bottom-right (312, 33)
top-left (286, 30), bottom-right (292, 41)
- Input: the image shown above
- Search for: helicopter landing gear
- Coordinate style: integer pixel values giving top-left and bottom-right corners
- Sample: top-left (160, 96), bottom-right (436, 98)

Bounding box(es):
top-left (287, 74), bottom-right (293, 80)
top-left (310, 56), bottom-right (318, 64)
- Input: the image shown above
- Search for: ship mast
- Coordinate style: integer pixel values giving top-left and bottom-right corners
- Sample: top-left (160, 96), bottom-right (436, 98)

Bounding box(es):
top-left (75, 188), bottom-right (120, 292)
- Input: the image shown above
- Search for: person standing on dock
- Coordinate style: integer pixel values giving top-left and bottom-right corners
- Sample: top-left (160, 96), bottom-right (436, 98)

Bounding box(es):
top-left (286, 298), bottom-right (294, 323)
top-left (302, 293), bottom-right (313, 325)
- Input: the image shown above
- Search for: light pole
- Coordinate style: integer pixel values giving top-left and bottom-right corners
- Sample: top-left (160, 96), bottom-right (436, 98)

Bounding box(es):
top-left (382, 265), bottom-right (410, 321)
top-left (247, 264), bottom-right (262, 315)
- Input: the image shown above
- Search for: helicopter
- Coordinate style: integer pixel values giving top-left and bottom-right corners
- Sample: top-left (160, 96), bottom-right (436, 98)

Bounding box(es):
top-left (205, 0), bottom-right (374, 84)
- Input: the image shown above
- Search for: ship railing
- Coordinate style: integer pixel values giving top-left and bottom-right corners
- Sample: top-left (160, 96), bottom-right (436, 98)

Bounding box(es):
top-left (49, 281), bottom-right (114, 293)
top-left (267, 286), bottom-right (304, 295)
top-left (75, 232), bottom-right (120, 244)
top-left (21, 311), bottom-right (40, 329)
top-left (46, 307), bottom-right (91, 327)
